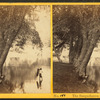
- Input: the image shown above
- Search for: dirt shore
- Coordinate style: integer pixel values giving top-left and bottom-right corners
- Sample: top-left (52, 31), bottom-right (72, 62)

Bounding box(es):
top-left (53, 62), bottom-right (94, 93)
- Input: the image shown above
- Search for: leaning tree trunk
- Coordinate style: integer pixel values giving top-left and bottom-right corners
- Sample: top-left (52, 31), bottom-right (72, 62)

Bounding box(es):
top-left (0, 35), bottom-right (6, 57)
top-left (0, 29), bottom-right (22, 76)
top-left (79, 35), bottom-right (99, 77)
top-left (0, 41), bottom-right (12, 76)
top-left (69, 36), bottom-right (74, 63)
top-left (78, 43), bottom-right (94, 77)
top-left (0, 10), bottom-right (27, 77)
top-left (74, 38), bottom-right (88, 72)
top-left (73, 36), bottom-right (83, 65)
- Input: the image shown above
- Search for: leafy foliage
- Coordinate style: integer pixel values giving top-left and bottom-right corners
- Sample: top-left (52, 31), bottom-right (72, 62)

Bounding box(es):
top-left (0, 6), bottom-right (44, 54)
top-left (53, 5), bottom-right (100, 49)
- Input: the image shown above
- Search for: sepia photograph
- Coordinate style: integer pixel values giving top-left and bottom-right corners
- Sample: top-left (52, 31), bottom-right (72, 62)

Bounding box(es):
top-left (53, 5), bottom-right (100, 93)
top-left (0, 5), bottom-right (51, 93)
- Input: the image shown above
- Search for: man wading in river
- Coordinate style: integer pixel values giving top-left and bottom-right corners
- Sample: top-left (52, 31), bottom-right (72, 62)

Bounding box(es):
top-left (36, 68), bottom-right (43, 89)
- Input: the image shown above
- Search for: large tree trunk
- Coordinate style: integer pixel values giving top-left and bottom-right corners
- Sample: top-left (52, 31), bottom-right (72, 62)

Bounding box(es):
top-left (79, 35), bottom-right (99, 77)
top-left (74, 37), bottom-right (88, 72)
top-left (78, 43), bottom-right (94, 77)
top-left (0, 30), bottom-right (21, 76)
top-left (0, 41), bottom-right (12, 76)
top-left (0, 34), bottom-right (6, 57)
top-left (0, 40), bottom-right (5, 57)
top-left (69, 36), bottom-right (74, 63)
top-left (73, 35), bottom-right (83, 65)
top-left (0, 7), bottom-right (27, 76)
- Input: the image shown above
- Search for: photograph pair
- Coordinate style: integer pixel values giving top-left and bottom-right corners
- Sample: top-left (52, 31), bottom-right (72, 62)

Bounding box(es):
top-left (0, 4), bottom-right (100, 94)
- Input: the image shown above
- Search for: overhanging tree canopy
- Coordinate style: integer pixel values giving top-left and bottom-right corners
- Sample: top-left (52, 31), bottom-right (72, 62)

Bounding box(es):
top-left (0, 6), bottom-right (43, 76)
top-left (53, 5), bottom-right (100, 77)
